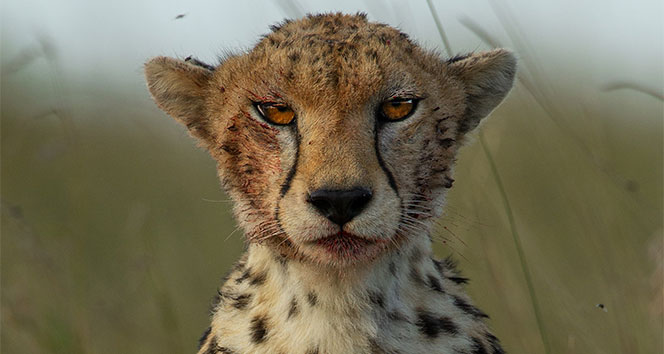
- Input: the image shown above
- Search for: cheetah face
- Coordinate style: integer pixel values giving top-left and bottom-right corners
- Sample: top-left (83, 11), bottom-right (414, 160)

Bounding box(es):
top-left (145, 14), bottom-right (515, 268)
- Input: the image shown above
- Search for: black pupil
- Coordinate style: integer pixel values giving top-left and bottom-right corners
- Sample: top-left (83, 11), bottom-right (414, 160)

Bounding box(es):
top-left (276, 105), bottom-right (288, 112)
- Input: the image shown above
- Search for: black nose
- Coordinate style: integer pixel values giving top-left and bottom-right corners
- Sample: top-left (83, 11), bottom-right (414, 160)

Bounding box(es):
top-left (306, 188), bottom-right (373, 226)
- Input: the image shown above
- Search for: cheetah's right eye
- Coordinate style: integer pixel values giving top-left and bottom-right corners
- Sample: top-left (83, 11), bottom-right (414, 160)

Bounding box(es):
top-left (379, 98), bottom-right (418, 122)
top-left (255, 102), bottom-right (295, 125)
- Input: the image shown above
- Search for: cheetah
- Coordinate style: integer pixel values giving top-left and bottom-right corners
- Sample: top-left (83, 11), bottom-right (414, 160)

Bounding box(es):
top-left (145, 13), bottom-right (516, 354)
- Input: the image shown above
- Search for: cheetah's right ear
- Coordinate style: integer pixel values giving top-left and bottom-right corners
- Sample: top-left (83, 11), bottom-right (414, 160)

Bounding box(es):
top-left (144, 56), bottom-right (214, 140)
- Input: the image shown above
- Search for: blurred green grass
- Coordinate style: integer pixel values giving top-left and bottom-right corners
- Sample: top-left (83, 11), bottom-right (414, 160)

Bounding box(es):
top-left (2, 20), bottom-right (663, 354)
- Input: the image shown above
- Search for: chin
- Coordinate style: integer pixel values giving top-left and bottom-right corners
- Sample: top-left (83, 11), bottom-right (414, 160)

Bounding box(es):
top-left (297, 231), bottom-right (393, 268)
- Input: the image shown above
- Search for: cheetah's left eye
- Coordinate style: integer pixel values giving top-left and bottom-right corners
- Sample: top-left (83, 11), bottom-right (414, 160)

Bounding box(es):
top-left (379, 98), bottom-right (418, 121)
top-left (255, 102), bottom-right (296, 125)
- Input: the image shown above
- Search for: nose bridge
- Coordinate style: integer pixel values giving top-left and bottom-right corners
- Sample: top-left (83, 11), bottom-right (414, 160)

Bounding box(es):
top-left (299, 114), bottom-right (375, 190)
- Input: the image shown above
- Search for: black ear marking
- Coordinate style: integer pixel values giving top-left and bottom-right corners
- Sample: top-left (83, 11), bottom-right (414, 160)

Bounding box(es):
top-left (446, 52), bottom-right (471, 64)
top-left (184, 55), bottom-right (216, 71)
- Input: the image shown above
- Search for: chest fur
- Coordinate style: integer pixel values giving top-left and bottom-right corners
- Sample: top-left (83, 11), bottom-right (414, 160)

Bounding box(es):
top-left (197, 244), bottom-right (503, 354)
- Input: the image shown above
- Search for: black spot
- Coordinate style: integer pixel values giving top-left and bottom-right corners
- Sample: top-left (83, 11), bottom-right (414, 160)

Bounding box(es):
top-left (432, 259), bottom-right (443, 273)
top-left (305, 347), bottom-right (320, 354)
top-left (448, 276), bottom-right (469, 285)
top-left (307, 292), bottom-right (318, 306)
top-left (366, 49), bottom-right (379, 61)
top-left (288, 298), bottom-right (299, 319)
top-left (427, 274), bottom-right (444, 293)
top-left (204, 337), bottom-right (235, 354)
top-left (453, 296), bottom-right (489, 319)
top-left (204, 337), bottom-right (217, 354)
top-left (220, 144), bottom-right (240, 156)
top-left (471, 337), bottom-right (489, 354)
top-left (369, 291), bottom-right (385, 309)
top-left (443, 176), bottom-right (455, 189)
top-left (369, 338), bottom-right (389, 354)
top-left (439, 138), bottom-right (456, 149)
top-left (389, 261), bottom-right (397, 276)
top-left (432, 106), bottom-right (440, 112)
top-left (236, 268), bottom-right (252, 284)
top-left (250, 316), bottom-right (268, 344)
top-left (233, 293), bottom-right (252, 310)
top-left (416, 310), bottom-right (458, 338)
top-left (379, 34), bottom-right (390, 45)
top-left (198, 327), bottom-right (211, 350)
top-left (250, 271), bottom-right (267, 286)
top-left (486, 333), bottom-right (505, 354)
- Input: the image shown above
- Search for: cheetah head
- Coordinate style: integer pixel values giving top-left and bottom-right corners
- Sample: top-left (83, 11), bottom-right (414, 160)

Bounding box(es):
top-left (145, 13), bottom-right (516, 268)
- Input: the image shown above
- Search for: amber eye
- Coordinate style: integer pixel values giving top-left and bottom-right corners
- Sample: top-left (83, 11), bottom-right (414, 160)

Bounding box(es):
top-left (256, 102), bottom-right (295, 125)
top-left (380, 99), bottom-right (418, 121)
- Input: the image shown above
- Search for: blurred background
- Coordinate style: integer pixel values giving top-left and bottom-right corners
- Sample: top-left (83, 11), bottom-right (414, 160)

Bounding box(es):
top-left (2, 0), bottom-right (662, 353)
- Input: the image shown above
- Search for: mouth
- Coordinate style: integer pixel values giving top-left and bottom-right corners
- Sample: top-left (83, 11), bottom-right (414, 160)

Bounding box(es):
top-left (306, 231), bottom-right (389, 263)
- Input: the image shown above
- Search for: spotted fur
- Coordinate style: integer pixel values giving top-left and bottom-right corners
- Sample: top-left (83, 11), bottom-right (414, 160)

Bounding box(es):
top-left (145, 13), bottom-right (515, 354)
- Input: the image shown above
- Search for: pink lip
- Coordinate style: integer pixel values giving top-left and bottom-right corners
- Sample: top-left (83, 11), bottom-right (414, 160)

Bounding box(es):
top-left (313, 231), bottom-right (387, 257)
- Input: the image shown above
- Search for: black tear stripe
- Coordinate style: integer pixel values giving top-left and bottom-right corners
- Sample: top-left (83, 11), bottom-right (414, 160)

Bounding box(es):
top-left (275, 124), bottom-right (300, 238)
top-left (374, 120), bottom-right (400, 196)
top-left (279, 124), bottom-right (301, 198)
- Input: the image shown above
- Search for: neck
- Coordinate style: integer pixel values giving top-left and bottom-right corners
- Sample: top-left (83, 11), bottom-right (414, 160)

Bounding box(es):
top-left (199, 233), bottom-right (499, 354)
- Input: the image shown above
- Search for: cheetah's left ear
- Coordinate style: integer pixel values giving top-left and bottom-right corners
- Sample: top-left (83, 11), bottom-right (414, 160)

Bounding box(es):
top-left (447, 49), bottom-right (517, 134)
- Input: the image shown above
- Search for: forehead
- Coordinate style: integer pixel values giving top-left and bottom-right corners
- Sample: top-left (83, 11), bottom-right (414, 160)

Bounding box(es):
top-left (239, 14), bottom-right (424, 111)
